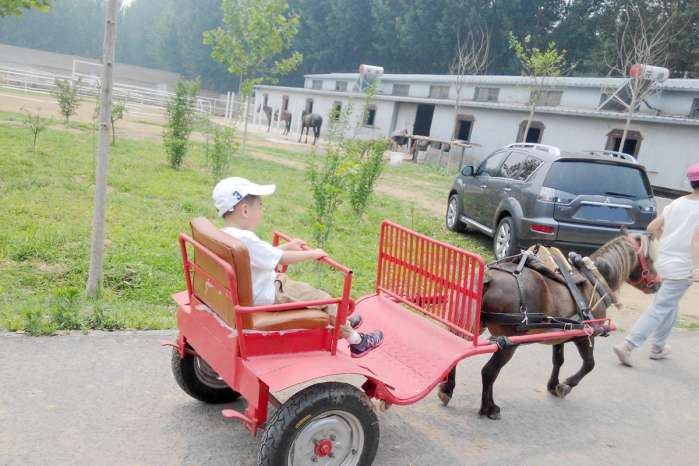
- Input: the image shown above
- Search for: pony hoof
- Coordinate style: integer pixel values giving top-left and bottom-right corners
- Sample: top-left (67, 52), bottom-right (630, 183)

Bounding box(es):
top-left (479, 406), bottom-right (501, 420)
top-left (555, 384), bottom-right (572, 398)
top-left (437, 389), bottom-right (452, 407)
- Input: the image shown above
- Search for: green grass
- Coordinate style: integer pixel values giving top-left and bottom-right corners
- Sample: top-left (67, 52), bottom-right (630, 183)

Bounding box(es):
top-left (0, 117), bottom-right (490, 334)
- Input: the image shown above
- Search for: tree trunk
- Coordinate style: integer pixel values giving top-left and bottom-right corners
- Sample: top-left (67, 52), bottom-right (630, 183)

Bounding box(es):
top-left (241, 96), bottom-right (249, 156)
top-left (523, 105), bottom-right (536, 142)
top-left (33, 132), bottom-right (38, 152)
top-left (111, 119), bottom-right (116, 145)
top-left (619, 106), bottom-right (634, 154)
top-left (86, 0), bottom-right (119, 299)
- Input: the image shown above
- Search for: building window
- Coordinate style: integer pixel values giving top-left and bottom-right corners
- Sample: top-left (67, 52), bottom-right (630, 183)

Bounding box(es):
top-left (690, 98), bottom-right (699, 118)
top-left (305, 98), bottom-right (314, 113)
top-left (282, 95), bottom-right (289, 111)
top-left (605, 129), bottom-right (643, 157)
top-left (312, 79), bottom-right (322, 90)
top-left (392, 84), bottom-right (410, 96)
top-left (429, 85), bottom-right (450, 99)
top-left (517, 120), bottom-right (545, 143)
top-left (335, 81), bottom-right (347, 92)
top-left (364, 105), bottom-right (377, 126)
top-left (533, 90), bottom-right (563, 107)
top-left (453, 114), bottom-right (474, 141)
top-left (474, 87), bottom-right (500, 102)
top-left (331, 101), bottom-right (342, 120)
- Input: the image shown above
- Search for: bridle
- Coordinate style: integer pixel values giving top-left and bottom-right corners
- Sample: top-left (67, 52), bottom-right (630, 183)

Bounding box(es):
top-left (626, 235), bottom-right (660, 292)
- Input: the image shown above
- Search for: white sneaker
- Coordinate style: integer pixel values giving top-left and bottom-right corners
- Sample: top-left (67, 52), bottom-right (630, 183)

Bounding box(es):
top-left (614, 343), bottom-right (634, 367)
top-left (650, 345), bottom-right (672, 360)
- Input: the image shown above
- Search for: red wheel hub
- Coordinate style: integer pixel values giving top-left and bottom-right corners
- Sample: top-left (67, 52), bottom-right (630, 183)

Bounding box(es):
top-left (314, 439), bottom-right (333, 457)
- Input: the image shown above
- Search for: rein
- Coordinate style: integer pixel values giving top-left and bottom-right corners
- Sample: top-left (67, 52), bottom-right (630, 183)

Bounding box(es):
top-left (624, 235), bottom-right (658, 291)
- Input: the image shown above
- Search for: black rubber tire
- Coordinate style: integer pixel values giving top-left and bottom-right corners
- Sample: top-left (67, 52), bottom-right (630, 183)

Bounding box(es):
top-left (258, 382), bottom-right (380, 466)
top-left (170, 347), bottom-right (240, 404)
top-left (446, 193), bottom-right (467, 232)
top-left (493, 216), bottom-right (519, 260)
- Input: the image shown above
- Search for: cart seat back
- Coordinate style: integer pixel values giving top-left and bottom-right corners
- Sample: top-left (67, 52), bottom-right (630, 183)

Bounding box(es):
top-left (189, 217), bottom-right (329, 331)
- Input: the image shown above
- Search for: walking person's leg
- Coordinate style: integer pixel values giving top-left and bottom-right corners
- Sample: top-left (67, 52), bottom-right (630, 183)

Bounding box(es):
top-left (614, 280), bottom-right (689, 366)
top-left (650, 279), bottom-right (691, 355)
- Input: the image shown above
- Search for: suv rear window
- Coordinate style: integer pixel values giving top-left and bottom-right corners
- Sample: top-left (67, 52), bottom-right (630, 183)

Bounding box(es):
top-left (544, 161), bottom-right (652, 199)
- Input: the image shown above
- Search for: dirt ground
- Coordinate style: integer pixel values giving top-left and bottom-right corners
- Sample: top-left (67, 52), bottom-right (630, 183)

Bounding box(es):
top-left (2, 90), bottom-right (697, 331)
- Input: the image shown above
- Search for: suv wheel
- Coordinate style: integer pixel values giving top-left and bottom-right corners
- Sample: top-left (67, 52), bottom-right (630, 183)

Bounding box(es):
top-left (493, 217), bottom-right (518, 260)
top-left (446, 194), bottom-right (467, 232)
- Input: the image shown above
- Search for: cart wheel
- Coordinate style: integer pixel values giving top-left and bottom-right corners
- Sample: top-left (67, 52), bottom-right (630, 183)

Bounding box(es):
top-left (258, 382), bottom-right (379, 466)
top-left (170, 347), bottom-right (240, 404)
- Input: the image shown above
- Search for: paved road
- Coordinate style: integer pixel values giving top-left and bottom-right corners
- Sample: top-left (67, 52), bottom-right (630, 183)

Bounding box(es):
top-left (1, 330), bottom-right (698, 466)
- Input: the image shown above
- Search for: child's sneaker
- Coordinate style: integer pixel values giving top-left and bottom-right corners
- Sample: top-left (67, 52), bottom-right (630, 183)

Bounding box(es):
top-left (613, 342), bottom-right (634, 367)
top-left (649, 345), bottom-right (672, 360)
top-left (347, 314), bottom-right (362, 329)
top-left (350, 330), bottom-right (383, 358)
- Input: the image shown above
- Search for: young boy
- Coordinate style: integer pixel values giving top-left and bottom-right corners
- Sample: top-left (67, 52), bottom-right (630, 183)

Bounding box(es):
top-left (212, 177), bottom-right (383, 357)
top-left (614, 163), bottom-right (699, 366)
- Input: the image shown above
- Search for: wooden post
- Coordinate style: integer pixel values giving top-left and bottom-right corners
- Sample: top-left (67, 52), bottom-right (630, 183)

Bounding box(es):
top-left (86, 0), bottom-right (119, 298)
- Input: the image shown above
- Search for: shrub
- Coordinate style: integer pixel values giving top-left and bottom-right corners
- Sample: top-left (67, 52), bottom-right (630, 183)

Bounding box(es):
top-left (209, 125), bottom-right (238, 179)
top-left (347, 139), bottom-right (389, 216)
top-left (164, 78), bottom-right (201, 169)
top-left (53, 78), bottom-right (82, 124)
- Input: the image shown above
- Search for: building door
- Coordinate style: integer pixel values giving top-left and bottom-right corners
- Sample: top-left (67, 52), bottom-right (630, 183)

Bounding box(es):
top-left (413, 104), bottom-right (435, 136)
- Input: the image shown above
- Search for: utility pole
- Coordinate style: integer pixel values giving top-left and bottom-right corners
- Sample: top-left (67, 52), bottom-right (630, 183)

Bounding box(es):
top-left (87, 0), bottom-right (119, 298)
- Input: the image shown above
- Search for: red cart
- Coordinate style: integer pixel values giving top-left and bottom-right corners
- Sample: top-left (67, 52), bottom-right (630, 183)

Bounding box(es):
top-left (166, 219), bottom-right (613, 465)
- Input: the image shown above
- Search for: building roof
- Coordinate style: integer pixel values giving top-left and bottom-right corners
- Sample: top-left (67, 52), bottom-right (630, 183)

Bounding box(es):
top-left (304, 72), bottom-right (699, 92)
top-left (255, 83), bottom-right (699, 127)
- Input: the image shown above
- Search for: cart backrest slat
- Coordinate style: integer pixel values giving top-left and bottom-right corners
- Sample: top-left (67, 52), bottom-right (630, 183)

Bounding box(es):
top-left (189, 217), bottom-right (255, 328)
top-left (376, 221), bottom-right (485, 342)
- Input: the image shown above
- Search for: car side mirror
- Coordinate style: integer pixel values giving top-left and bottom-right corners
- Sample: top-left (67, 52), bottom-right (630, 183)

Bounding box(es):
top-left (461, 165), bottom-right (474, 176)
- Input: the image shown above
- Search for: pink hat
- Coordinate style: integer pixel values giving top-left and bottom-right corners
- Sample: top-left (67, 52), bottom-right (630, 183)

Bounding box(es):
top-left (688, 163), bottom-right (699, 182)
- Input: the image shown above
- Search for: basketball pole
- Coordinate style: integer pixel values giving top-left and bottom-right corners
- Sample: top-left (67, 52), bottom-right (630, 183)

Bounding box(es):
top-left (87, 0), bottom-right (120, 298)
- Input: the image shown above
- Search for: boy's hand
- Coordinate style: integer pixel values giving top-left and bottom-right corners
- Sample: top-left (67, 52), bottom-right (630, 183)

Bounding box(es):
top-left (693, 269), bottom-right (699, 283)
top-left (286, 238), bottom-right (306, 251)
top-left (311, 249), bottom-right (328, 260)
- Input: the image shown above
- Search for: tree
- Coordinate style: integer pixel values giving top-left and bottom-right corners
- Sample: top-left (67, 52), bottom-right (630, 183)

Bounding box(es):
top-left (110, 102), bottom-right (125, 145)
top-left (449, 21), bottom-right (490, 126)
top-left (0, 0), bottom-right (49, 16)
top-left (164, 78), bottom-right (200, 169)
top-left (509, 33), bottom-right (570, 142)
top-left (53, 77), bottom-right (81, 124)
top-left (86, 0), bottom-right (119, 299)
top-left (601, 5), bottom-right (676, 151)
top-left (203, 0), bottom-right (302, 156)
top-left (21, 108), bottom-right (49, 152)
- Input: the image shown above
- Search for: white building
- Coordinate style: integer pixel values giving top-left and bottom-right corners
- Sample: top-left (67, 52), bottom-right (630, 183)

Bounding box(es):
top-left (254, 73), bottom-right (699, 194)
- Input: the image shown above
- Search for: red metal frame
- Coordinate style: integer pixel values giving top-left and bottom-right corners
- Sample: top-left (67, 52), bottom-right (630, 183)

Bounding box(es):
top-left (170, 220), bottom-right (616, 437)
top-left (376, 220), bottom-right (485, 342)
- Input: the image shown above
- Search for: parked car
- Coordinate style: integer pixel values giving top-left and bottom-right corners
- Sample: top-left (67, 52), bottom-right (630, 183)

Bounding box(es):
top-left (446, 143), bottom-right (656, 260)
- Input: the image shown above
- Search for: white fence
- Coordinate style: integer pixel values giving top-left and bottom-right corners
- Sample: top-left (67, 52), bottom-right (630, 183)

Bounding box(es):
top-left (0, 66), bottom-right (245, 120)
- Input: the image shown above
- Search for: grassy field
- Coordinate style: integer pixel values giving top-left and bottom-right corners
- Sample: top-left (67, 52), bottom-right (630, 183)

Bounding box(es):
top-left (0, 116), bottom-right (490, 334)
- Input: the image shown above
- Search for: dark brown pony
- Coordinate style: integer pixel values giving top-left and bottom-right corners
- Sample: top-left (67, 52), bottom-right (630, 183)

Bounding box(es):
top-left (262, 105), bottom-right (273, 132)
top-left (299, 110), bottom-right (322, 144)
top-left (279, 110), bottom-right (292, 136)
top-left (438, 234), bottom-right (660, 419)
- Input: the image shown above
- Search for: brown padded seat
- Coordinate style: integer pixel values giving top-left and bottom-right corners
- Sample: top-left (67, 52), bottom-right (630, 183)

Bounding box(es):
top-left (189, 217), bottom-right (330, 331)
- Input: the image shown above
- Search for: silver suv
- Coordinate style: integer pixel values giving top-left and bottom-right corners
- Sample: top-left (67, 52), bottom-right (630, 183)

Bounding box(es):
top-left (446, 143), bottom-right (656, 259)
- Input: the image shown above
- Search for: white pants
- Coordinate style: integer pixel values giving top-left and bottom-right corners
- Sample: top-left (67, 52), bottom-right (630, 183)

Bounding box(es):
top-left (625, 279), bottom-right (692, 349)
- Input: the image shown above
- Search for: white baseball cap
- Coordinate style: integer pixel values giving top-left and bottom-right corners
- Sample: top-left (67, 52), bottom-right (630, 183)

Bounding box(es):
top-left (212, 177), bottom-right (276, 217)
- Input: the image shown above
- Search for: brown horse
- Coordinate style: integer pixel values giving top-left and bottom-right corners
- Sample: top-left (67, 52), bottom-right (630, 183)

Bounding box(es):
top-left (279, 110), bottom-right (292, 136)
top-left (438, 233), bottom-right (660, 419)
